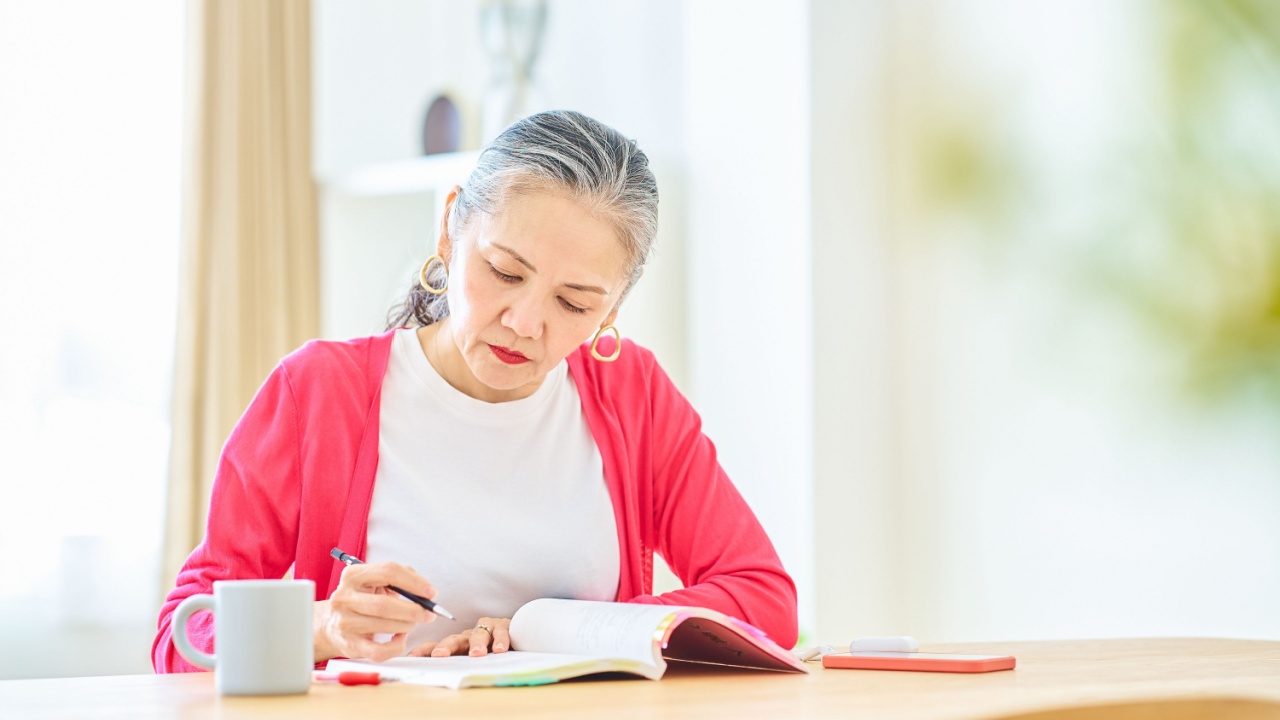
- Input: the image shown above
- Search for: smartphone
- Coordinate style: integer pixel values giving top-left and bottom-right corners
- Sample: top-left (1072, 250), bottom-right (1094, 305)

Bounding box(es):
top-left (822, 651), bottom-right (1016, 673)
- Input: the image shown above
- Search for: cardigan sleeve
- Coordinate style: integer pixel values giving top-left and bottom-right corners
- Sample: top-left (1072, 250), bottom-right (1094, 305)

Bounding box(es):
top-left (152, 363), bottom-right (304, 673)
top-left (626, 359), bottom-right (800, 649)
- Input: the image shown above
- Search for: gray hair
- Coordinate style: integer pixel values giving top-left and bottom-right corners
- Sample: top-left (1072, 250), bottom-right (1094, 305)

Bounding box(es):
top-left (388, 110), bottom-right (659, 328)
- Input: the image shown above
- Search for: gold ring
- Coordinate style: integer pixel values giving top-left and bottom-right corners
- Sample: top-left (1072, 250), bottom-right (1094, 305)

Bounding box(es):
top-left (475, 624), bottom-right (492, 638)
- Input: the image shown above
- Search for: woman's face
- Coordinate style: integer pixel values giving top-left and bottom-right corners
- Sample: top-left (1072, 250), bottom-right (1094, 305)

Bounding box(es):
top-left (438, 189), bottom-right (629, 400)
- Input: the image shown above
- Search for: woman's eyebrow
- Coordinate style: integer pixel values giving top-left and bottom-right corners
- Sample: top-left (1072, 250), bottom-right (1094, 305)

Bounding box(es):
top-left (492, 242), bottom-right (609, 295)
top-left (493, 243), bottom-right (537, 272)
top-left (564, 282), bottom-right (607, 296)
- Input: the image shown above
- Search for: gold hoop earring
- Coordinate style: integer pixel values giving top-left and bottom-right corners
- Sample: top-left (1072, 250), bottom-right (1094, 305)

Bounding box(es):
top-left (419, 254), bottom-right (448, 296)
top-left (590, 325), bottom-right (622, 362)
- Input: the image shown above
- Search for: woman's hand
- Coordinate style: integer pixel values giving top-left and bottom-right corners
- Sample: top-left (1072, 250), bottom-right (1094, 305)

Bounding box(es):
top-left (408, 617), bottom-right (512, 658)
top-left (313, 562), bottom-right (439, 663)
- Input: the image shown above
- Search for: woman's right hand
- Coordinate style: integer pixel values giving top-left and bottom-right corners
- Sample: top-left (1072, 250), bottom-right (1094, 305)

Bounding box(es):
top-left (313, 562), bottom-right (439, 662)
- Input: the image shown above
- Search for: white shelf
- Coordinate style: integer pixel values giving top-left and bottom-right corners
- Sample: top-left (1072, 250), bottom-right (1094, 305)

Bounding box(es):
top-left (320, 151), bottom-right (481, 196)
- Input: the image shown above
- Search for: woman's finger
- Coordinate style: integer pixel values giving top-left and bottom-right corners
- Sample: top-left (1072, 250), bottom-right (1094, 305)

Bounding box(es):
top-left (490, 620), bottom-right (512, 653)
top-left (339, 562), bottom-right (437, 601)
top-left (332, 586), bottom-right (433, 625)
top-left (430, 632), bottom-right (470, 657)
top-left (406, 640), bottom-right (438, 658)
top-left (332, 609), bottom-right (418, 637)
top-left (342, 633), bottom-right (408, 663)
top-left (469, 619), bottom-right (497, 656)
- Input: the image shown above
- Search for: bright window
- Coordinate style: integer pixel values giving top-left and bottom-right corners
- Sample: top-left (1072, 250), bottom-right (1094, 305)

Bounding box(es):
top-left (0, 1), bottom-right (182, 678)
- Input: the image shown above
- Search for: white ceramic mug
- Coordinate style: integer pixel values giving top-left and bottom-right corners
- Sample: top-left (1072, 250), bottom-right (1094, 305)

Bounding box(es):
top-left (173, 579), bottom-right (314, 695)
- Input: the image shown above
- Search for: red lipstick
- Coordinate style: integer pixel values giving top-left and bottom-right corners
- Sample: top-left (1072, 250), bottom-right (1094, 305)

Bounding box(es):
top-left (488, 344), bottom-right (530, 365)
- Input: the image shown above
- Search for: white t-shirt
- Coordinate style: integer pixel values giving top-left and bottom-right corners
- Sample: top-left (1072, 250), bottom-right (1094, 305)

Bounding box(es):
top-left (364, 328), bottom-right (620, 650)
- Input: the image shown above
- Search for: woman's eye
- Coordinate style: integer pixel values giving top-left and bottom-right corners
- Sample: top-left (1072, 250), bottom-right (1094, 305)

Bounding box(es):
top-left (490, 265), bottom-right (520, 283)
top-left (559, 298), bottom-right (588, 315)
top-left (488, 262), bottom-right (586, 314)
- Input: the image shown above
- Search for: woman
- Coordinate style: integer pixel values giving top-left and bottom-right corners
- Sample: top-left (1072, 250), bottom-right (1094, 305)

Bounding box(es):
top-left (153, 110), bottom-right (798, 671)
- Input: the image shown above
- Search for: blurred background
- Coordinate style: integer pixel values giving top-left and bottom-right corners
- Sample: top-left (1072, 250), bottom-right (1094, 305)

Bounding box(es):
top-left (1, 0), bottom-right (1278, 680)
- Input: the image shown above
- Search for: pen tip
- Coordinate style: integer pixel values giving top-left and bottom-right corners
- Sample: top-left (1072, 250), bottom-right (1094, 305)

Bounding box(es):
top-left (435, 605), bottom-right (456, 621)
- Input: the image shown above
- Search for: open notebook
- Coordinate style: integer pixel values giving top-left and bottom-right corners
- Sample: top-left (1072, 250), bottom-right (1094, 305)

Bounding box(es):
top-left (325, 598), bottom-right (807, 689)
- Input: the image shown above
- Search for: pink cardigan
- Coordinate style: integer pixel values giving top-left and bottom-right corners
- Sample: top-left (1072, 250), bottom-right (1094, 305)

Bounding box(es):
top-left (153, 331), bottom-right (798, 672)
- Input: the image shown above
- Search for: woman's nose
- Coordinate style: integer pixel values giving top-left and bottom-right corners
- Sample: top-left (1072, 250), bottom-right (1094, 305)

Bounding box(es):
top-left (501, 296), bottom-right (544, 340)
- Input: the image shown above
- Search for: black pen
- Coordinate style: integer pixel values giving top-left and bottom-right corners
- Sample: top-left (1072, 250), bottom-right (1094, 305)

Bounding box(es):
top-left (330, 547), bottom-right (456, 621)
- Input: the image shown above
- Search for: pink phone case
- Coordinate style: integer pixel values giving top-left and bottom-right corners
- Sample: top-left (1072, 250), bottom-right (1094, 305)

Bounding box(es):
top-left (823, 651), bottom-right (1016, 673)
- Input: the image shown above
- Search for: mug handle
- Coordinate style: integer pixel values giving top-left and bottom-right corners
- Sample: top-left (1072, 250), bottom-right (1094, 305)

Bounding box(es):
top-left (173, 594), bottom-right (217, 670)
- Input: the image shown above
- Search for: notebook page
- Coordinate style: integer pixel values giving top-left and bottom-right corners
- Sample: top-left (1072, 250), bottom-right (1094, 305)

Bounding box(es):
top-left (326, 652), bottom-right (610, 689)
top-left (510, 599), bottom-right (685, 667)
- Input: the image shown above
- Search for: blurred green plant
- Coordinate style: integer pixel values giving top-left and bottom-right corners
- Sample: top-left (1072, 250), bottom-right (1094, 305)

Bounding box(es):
top-left (894, 73), bottom-right (1026, 259)
top-left (905, 0), bottom-right (1280, 408)
top-left (1121, 0), bottom-right (1280, 404)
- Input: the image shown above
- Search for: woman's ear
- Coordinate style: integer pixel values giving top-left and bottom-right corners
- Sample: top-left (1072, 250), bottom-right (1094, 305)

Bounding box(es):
top-left (436, 185), bottom-right (461, 263)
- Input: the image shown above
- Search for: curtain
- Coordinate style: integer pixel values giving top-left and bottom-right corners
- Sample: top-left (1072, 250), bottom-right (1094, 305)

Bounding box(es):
top-left (163, 0), bottom-right (319, 592)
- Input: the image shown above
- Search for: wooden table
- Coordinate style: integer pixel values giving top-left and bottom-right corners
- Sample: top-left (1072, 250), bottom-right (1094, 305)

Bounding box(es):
top-left (3, 639), bottom-right (1279, 720)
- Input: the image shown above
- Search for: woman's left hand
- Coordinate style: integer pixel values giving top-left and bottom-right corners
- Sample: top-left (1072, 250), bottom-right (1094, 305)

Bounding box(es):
top-left (408, 616), bottom-right (512, 657)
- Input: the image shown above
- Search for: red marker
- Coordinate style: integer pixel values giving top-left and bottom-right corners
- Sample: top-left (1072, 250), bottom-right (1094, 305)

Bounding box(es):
top-left (314, 671), bottom-right (398, 686)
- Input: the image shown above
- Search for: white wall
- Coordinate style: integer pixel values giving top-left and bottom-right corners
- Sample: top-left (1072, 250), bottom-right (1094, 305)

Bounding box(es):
top-left (809, 1), bottom-right (898, 642)
top-left (313, 1), bottom-right (487, 178)
top-left (682, 0), bottom-right (816, 632)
